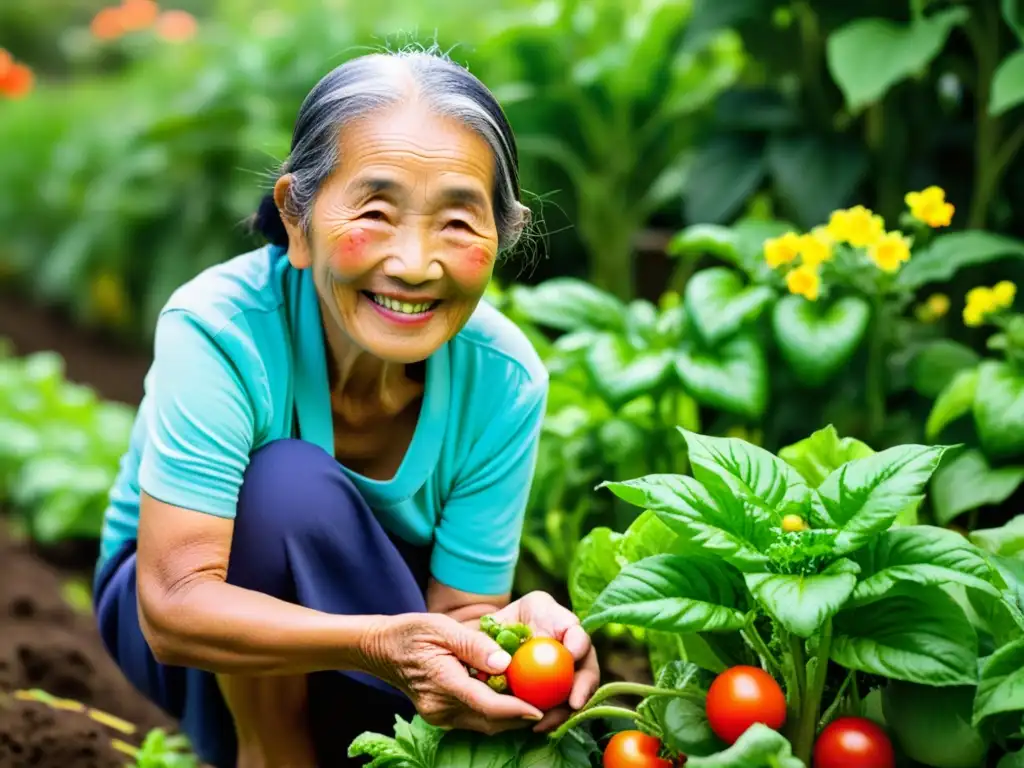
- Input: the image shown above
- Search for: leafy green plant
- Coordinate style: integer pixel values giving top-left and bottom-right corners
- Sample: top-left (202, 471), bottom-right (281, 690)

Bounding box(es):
top-left (0, 342), bottom-right (135, 542)
top-left (127, 728), bottom-right (200, 768)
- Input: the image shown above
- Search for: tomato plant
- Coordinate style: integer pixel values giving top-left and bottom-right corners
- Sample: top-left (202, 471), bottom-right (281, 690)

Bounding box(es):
top-left (602, 730), bottom-right (673, 768)
top-left (507, 636), bottom-right (575, 710)
top-left (812, 717), bottom-right (894, 768)
top-left (781, 513), bottom-right (808, 532)
top-left (705, 666), bottom-right (786, 745)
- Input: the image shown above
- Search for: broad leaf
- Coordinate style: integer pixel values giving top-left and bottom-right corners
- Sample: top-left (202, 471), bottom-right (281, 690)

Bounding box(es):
top-left (686, 723), bottom-right (803, 767)
top-left (684, 267), bottom-right (774, 345)
top-left (897, 232), bottom-right (1024, 289)
top-left (971, 516), bottom-right (1024, 558)
top-left (832, 587), bottom-right (978, 686)
top-left (816, 444), bottom-right (948, 555)
top-left (683, 134), bottom-right (766, 224)
top-left (826, 10), bottom-right (969, 110)
top-left (651, 694), bottom-right (726, 757)
top-left (582, 554), bottom-right (749, 634)
top-left (348, 716), bottom-right (443, 768)
top-left (778, 424), bottom-right (875, 487)
top-left (746, 558), bottom-right (860, 637)
top-left (674, 332), bottom-right (768, 419)
top-left (568, 527), bottom-right (624, 619)
top-left (991, 49), bottom-right (1024, 115)
top-left (621, 509), bottom-right (683, 562)
top-left (974, 360), bottom-right (1024, 460)
top-left (772, 294), bottom-right (871, 387)
top-left (909, 339), bottom-right (981, 400)
top-left (974, 638), bottom-right (1024, 731)
top-left (882, 682), bottom-right (990, 768)
top-left (585, 337), bottom-right (674, 407)
top-left (434, 730), bottom-right (522, 768)
top-left (600, 474), bottom-right (772, 570)
top-left (519, 735), bottom-right (594, 767)
top-left (932, 450), bottom-right (1024, 525)
top-left (667, 224), bottom-right (743, 267)
top-left (509, 279), bottom-right (626, 332)
top-left (849, 526), bottom-right (1001, 606)
top-left (926, 367), bottom-right (979, 440)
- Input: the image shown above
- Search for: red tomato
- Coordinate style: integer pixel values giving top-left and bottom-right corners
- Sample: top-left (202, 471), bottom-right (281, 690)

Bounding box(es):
top-left (705, 665), bottom-right (787, 744)
top-left (813, 717), bottom-right (895, 768)
top-left (506, 636), bottom-right (574, 710)
top-left (602, 731), bottom-right (674, 768)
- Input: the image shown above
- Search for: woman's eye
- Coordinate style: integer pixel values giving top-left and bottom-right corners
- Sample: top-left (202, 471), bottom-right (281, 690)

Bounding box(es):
top-left (360, 210), bottom-right (387, 221)
top-left (445, 219), bottom-right (472, 231)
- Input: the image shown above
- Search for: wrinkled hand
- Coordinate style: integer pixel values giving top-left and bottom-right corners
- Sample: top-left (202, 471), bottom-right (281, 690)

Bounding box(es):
top-left (486, 590), bottom-right (601, 732)
top-left (364, 612), bottom-right (545, 735)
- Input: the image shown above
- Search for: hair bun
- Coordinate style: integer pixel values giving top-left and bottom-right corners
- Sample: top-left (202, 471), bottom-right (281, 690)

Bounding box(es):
top-left (252, 192), bottom-right (290, 247)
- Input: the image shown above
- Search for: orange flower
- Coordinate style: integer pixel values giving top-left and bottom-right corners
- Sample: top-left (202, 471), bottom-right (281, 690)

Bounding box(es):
top-left (91, 7), bottom-right (126, 40)
top-left (119, 0), bottom-right (159, 31)
top-left (155, 10), bottom-right (197, 42)
top-left (0, 62), bottom-right (34, 99)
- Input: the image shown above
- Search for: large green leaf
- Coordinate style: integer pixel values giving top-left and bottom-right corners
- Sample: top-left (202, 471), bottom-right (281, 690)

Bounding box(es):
top-left (639, 662), bottom-right (724, 756)
top-left (348, 716), bottom-right (442, 768)
top-left (683, 134), bottom-right (766, 224)
top-left (600, 474), bottom-right (772, 570)
top-left (568, 527), bottom-right (624, 619)
top-left (882, 682), bottom-right (990, 768)
top-left (778, 424), bottom-right (875, 487)
top-left (772, 294), bottom-right (871, 387)
top-left (974, 360), bottom-right (1024, 460)
top-left (926, 368), bottom-right (979, 440)
top-left (932, 450), bottom-right (1024, 525)
top-left (832, 587), bottom-right (978, 686)
top-left (686, 724), bottom-right (803, 768)
top-left (816, 445), bottom-right (948, 554)
top-left (621, 509), bottom-right (684, 562)
top-left (973, 637), bottom-right (1024, 731)
top-left (585, 337), bottom-right (674, 406)
top-left (581, 554), bottom-right (749, 634)
top-left (509, 279), bottom-right (626, 332)
top-left (971, 516), bottom-right (1024, 557)
top-left (992, 49), bottom-right (1024, 116)
top-left (826, 9), bottom-right (969, 111)
top-left (434, 731), bottom-right (522, 768)
top-left (896, 232), bottom-right (1024, 289)
top-left (848, 526), bottom-right (1001, 606)
top-left (766, 134), bottom-right (868, 228)
top-left (909, 340), bottom-right (981, 400)
top-left (674, 332), bottom-right (768, 419)
top-left (746, 558), bottom-right (860, 637)
top-left (519, 735), bottom-right (594, 768)
top-left (683, 267), bottom-right (775, 345)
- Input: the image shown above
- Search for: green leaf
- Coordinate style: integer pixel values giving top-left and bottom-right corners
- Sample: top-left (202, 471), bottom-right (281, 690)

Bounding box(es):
top-left (581, 554), bottom-right (749, 634)
top-left (999, 749), bottom-right (1024, 768)
top-left (621, 510), bottom-right (683, 562)
top-left (971, 515), bottom-right (1024, 557)
top-left (1006, 0), bottom-right (1024, 41)
top-left (926, 368), bottom-right (979, 441)
top-left (668, 224), bottom-right (742, 266)
top-left (848, 526), bottom-right (1001, 606)
top-left (772, 294), bottom-right (871, 387)
top-left (816, 444), bottom-right (948, 555)
top-left (434, 730), bottom-right (522, 768)
top-left (932, 450), bottom-right (1024, 525)
top-left (519, 735), bottom-right (594, 767)
top-left (974, 360), bottom-right (1024, 460)
top-left (746, 558), bottom-right (860, 637)
top-left (509, 279), bottom-right (626, 332)
top-left (766, 134), bottom-right (868, 228)
top-left (991, 49), bottom-right (1024, 115)
top-left (653, 693), bottom-right (727, 757)
top-left (778, 424), bottom-right (875, 487)
top-left (896, 231), bottom-right (1024, 289)
top-left (674, 331), bottom-right (768, 419)
top-left (974, 637), bottom-right (1024, 731)
top-left (586, 337), bottom-right (673, 407)
top-left (826, 10), bottom-right (970, 111)
top-left (683, 134), bottom-right (767, 224)
top-left (686, 723), bottom-right (804, 768)
top-left (832, 587), bottom-right (978, 686)
top-left (568, 527), bottom-right (624, 619)
top-left (684, 267), bottom-right (775, 345)
top-left (348, 716), bottom-right (441, 768)
top-left (909, 340), bottom-right (981, 400)
top-left (600, 474), bottom-right (772, 570)
top-left (882, 681), bottom-right (990, 768)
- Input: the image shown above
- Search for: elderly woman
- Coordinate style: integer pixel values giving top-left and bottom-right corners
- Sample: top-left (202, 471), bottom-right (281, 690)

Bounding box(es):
top-left (92, 50), bottom-right (599, 768)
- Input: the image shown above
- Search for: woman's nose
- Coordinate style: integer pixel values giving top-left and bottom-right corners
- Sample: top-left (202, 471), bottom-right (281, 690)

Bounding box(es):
top-left (381, 233), bottom-right (444, 284)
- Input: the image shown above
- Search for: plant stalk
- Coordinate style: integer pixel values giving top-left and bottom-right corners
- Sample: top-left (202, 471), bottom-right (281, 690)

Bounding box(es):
top-left (548, 705), bottom-right (655, 742)
top-left (793, 620), bottom-right (833, 764)
top-left (965, 4), bottom-right (1003, 229)
top-left (742, 625), bottom-right (781, 675)
top-left (866, 294), bottom-right (887, 441)
top-left (581, 682), bottom-right (705, 712)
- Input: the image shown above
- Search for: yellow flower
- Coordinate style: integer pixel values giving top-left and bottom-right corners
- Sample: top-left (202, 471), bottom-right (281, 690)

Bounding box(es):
top-left (994, 280), bottom-right (1017, 309)
top-left (963, 286), bottom-right (999, 327)
top-left (915, 293), bottom-right (950, 323)
top-left (786, 265), bottom-right (820, 301)
top-left (764, 232), bottom-right (802, 268)
top-left (905, 186), bottom-right (955, 228)
top-left (798, 227), bottom-right (834, 267)
top-left (826, 205), bottom-right (885, 248)
top-left (867, 231), bottom-right (911, 273)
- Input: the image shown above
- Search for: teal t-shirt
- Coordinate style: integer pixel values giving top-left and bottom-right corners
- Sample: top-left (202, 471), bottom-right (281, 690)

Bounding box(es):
top-left (99, 245), bottom-right (548, 595)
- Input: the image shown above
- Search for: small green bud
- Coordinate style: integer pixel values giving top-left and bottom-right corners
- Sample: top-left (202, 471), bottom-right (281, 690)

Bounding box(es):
top-left (495, 629), bottom-right (521, 656)
top-left (479, 615), bottom-right (502, 638)
top-left (486, 675), bottom-right (508, 693)
top-left (507, 622), bottom-right (532, 641)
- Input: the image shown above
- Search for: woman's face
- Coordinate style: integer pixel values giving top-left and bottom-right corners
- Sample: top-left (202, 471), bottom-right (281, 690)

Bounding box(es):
top-left (277, 102), bottom-right (501, 364)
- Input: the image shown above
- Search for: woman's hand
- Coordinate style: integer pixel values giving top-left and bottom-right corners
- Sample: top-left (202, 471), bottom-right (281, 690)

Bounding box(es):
top-left (362, 612), bottom-right (546, 734)
top-left (484, 591), bottom-right (601, 732)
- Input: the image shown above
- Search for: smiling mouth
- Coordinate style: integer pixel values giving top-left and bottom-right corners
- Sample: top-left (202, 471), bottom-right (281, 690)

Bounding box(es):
top-left (362, 291), bottom-right (442, 316)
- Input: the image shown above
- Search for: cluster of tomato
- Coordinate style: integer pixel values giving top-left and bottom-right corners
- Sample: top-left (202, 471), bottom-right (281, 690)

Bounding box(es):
top-left (602, 666), bottom-right (896, 768)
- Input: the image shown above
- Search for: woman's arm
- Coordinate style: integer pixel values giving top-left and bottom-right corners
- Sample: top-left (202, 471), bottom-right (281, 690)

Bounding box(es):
top-left (136, 491), bottom-right (386, 675)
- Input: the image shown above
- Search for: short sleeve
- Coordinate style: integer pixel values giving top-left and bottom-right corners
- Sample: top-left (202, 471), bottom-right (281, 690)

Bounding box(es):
top-left (138, 309), bottom-right (257, 518)
top-left (430, 374), bottom-right (548, 595)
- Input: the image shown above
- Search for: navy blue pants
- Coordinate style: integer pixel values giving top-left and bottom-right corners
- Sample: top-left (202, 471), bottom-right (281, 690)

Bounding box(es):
top-left (93, 439), bottom-right (433, 768)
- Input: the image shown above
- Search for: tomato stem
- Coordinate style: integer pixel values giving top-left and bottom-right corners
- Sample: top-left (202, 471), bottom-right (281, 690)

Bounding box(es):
top-left (818, 669), bottom-right (855, 728)
top-left (580, 682), bottom-right (704, 712)
top-left (793, 619), bottom-right (833, 764)
top-left (548, 705), bottom-right (655, 742)
top-left (741, 625), bottom-right (780, 675)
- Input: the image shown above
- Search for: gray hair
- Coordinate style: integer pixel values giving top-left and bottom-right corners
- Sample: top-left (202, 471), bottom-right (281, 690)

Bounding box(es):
top-left (254, 49), bottom-right (530, 253)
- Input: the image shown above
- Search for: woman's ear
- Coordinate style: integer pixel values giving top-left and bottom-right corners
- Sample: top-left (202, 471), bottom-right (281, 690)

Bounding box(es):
top-left (274, 174), bottom-right (311, 269)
